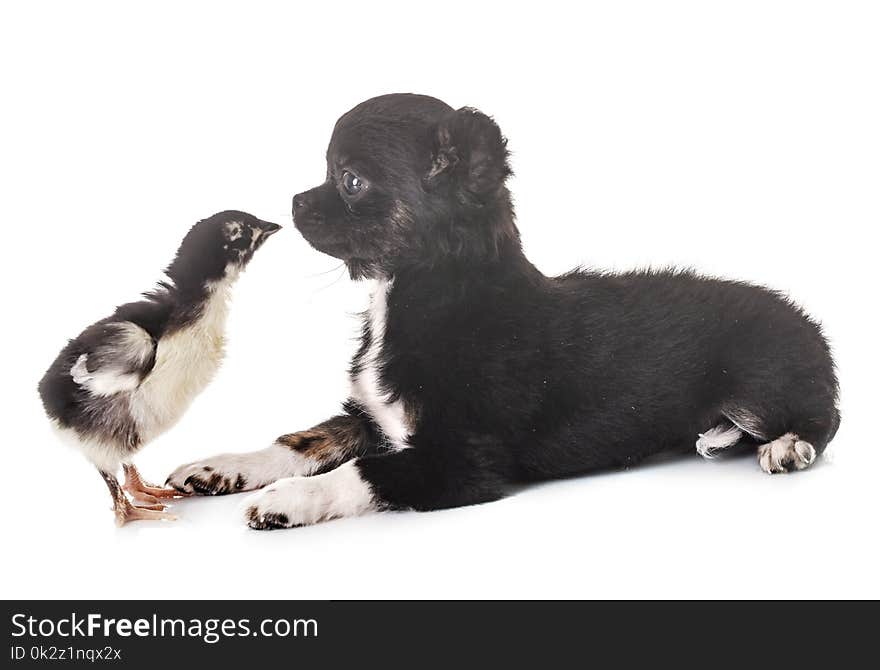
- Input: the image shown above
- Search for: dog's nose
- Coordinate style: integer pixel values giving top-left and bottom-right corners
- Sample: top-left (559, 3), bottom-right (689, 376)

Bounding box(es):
top-left (292, 194), bottom-right (308, 212)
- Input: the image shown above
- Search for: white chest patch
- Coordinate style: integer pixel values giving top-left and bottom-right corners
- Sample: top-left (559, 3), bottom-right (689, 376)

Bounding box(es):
top-left (349, 279), bottom-right (411, 450)
top-left (129, 279), bottom-right (232, 442)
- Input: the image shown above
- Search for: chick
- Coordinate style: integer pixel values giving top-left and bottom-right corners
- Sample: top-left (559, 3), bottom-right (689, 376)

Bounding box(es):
top-left (38, 211), bottom-right (281, 525)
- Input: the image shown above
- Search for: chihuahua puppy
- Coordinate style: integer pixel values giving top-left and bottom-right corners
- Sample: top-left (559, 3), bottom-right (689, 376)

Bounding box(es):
top-left (167, 94), bottom-right (840, 530)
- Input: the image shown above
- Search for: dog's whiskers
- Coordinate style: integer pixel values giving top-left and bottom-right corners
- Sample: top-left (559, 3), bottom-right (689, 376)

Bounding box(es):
top-left (310, 264), bottom-right (348, 292)
top-left (306, 263), bottom-right (346, 278)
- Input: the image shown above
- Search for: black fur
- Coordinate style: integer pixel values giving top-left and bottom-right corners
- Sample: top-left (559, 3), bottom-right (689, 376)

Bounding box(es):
top-left (290, 93), bottom-right (840, 515)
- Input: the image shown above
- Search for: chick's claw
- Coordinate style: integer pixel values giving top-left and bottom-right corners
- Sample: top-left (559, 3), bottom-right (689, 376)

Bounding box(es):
top-left (112, 497), bottom-right (177, 527)
top-left (123, 464), bottom-right (187, 500)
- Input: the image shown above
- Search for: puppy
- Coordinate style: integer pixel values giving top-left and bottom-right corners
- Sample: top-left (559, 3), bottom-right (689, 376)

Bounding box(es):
top-left (167, 93), bottom-right (840, 529)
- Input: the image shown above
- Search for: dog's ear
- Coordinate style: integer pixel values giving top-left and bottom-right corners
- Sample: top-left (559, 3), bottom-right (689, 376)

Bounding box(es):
top-left (424, 107), bottom-right (511, 203)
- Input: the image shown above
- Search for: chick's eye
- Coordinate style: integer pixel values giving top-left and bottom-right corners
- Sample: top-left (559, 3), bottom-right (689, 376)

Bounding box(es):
top-left (341, 170), bottom-right (364, 196)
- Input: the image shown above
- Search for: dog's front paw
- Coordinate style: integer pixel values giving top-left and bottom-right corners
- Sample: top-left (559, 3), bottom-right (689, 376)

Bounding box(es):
top-left (245, 486), bottom-right (296, 530)
top-left (244, 462), bottom-right (376, 530)
top-left (244, 480), bottom-right (307, 530)
top-left (166, 455), bottom-right (254, 495)
top-left (166, 442), bottom-right (327, 496)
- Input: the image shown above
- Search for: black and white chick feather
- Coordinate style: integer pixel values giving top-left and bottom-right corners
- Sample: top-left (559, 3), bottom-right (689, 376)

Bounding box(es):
top-left (38, 211), bottom-right (280, 525)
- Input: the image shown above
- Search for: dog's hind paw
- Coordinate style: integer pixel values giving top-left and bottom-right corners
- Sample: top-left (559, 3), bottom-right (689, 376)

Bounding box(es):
top-left (758, 433), bottom-right (816, 474)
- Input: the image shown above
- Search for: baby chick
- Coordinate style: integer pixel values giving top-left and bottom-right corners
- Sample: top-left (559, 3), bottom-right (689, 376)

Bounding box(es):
top-left (38, 211), bottom-right (281, 525)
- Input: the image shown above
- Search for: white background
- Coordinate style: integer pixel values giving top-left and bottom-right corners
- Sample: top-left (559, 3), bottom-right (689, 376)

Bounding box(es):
top-left (1, 1), bottom-right (877, 599)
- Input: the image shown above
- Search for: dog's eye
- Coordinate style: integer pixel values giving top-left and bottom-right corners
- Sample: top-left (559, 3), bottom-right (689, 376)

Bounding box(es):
top-left (341, 171), bottom-right (364, 196)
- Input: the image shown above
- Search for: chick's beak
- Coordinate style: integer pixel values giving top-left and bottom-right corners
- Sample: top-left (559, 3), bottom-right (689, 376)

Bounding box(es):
top-left (259, 221), bottom-right (282, 236)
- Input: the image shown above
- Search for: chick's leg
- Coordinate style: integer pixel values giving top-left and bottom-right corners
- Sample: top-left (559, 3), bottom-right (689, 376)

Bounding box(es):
top-left (123, 463), bottom-right (187, 504)
top-left (100, 469), bottom-right (177, 527)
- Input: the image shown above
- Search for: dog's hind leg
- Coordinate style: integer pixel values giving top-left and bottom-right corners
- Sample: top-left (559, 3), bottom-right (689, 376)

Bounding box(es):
top-left (723, 404), bottom-right (840, 475)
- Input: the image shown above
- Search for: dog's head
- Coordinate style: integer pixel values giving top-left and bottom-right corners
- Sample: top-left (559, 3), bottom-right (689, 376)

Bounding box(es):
top-left (292, 93), bottom-right (518, 279)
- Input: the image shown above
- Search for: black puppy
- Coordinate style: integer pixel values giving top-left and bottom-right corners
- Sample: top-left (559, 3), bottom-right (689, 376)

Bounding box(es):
top-left (167, 94), bottom-right (840, 530)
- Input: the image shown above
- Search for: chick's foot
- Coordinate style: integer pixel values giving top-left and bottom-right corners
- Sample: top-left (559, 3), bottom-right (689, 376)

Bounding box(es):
top-left (123, 464), bottom-right (187, 502)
